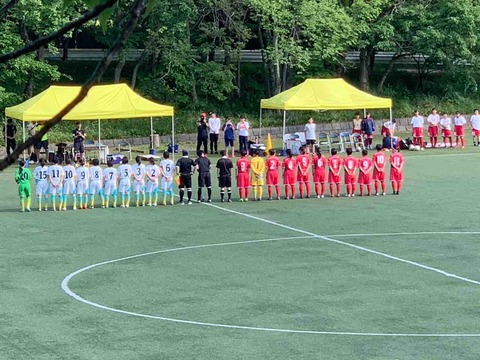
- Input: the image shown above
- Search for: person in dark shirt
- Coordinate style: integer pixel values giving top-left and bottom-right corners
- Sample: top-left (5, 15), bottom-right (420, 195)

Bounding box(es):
top-left (3, 118), bottom-right (17, 155)
top-left (72, 122), bottom-right (86, 161)
top-left (195, 150), bottom-right (212, 203)
top-left (175, 149), bottom-right (196, 204)
top-left (196, 113), bottom-right (209, 154)
top-left (216, 150), bottom-right (234, 202)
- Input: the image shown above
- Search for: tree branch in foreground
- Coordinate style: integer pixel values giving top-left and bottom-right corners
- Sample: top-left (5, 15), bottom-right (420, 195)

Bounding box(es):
top-left (0, 0), bottom-right (18, 20)
top-left (0, 0), bottom-right (118, 63)
top-left (0, 0), bottom-right (146, 171)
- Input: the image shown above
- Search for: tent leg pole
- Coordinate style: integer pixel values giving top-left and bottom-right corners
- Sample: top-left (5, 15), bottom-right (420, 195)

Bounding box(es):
top-left (171, 114), bottom-right (175, 162)
top-left (363, 108), bottom-right (367, 118)
top-left (98, 119), bottom-right (101, 163)
top-left (150, 116), bottom-right (154, 149)
top-left (22, 121), bottom-right (26, 160)
top-left (259, 108), bottom-right (262, 138)
top-left (282, 110), bottom-right (286, 149)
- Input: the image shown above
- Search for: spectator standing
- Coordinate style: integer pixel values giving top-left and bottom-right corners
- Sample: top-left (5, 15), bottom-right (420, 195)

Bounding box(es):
top-left (352, 113), bottom-right (362, 134)
top-left (222, 117), bottom-right (236, 158)
top-left (361, 113), bottom-right (375, 149)
top-left (72, 121), bottom-right (86, 161)
top-left (208, 113), bottom-right (221, 154)
top-left (304, 117), bottom-right (316, 153)
top-left (3, 118), bottom-right (17, 156)
top-left (237, 117), bottom-right (250, 152)
top-left (196, 113), bottom-right (209, 154)
top-left (34, 123), bottom-right (49, 163)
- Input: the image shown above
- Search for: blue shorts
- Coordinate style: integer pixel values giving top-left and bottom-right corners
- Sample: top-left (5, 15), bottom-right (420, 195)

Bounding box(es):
top-left (225, 139), bottom-right (234, 147)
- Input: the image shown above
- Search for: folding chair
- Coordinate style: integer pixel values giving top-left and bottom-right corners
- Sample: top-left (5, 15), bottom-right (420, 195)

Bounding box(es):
top-left (328, 132), bottom-right (342, 152)
top-left (351, 133), bottom-right (365, 151)
top-left (339, 132), bottom-right (354, 152)
top-left (317, 132), bottom-right (331, 152)
top-left (116, 140), bottom-right (132, 160)
top-left (294, 132), bottom-right (307, 145)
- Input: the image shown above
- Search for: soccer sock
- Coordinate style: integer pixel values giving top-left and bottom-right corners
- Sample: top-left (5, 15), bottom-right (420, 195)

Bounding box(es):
top-left (142, 193), bottom-right (146, 206)
top-left (329, 184), bottom-right (334, 196)
top-left (227, 189), bottom-right (232, 200)
top-left (207, 187), bottom-right (212, 200)
top-left (197, 188), bottom-right (202, 201)
top-left (51, 196), bottom-right (56, 210)
top-left (20, 198), bottom-right (25, 211)
top-left (245, 188), bottom-right (250, 199)
top-left (285, 185), bottom-right (289, 198)
top-left (26, 197), bottom-right (31, 210)
top-left (148, 193), bottom-right (152, 204)
top-left (113, 194), bottom-right (117, 207)
top-left (121, 194), bottom-right (125, 206)
top-left (135, 193), bottom-right (139, 206)
top-left (375, 182), bottom-right (379, 194)
top-left (336, 183), bottom-right (341, 195)
top-left (434, 137), bottom-right (437, 147)
top-left (179, 189), bottom-right (184, 202)
top-left (126, 193), bottom-right (131, 206)
top-left (398, 182), bottom-right (403, 192)
top-left (153, 191), bottom-right (158, 204)
top-left (72, 195), bottom-right (76, 208)
top-left (321, 183), bottom-right (326, 196)
top-left (275, 185), bottom-right (280, 198)
top-left (391, 182), bottom-right (397, 193)
top-left (91, 195), bottom-right (95, 207)
top-left (187, 189), bottom-right (192, 201)
top-left (78, 195), bottom-right (83, 208)
top-left (253, 186), bottom-right (257, 199)
top-left (346, 184), bottom-right (351, 195)
top-left (37, 197), bottom-right (42, 210)
top-left (382, 181), bottom-right (386, 193)
top-left (360, 184), bottom-right (364, 195)
top-left (239, 188), bottom-right (244, 199)
top-left (220, 189), bottom-right (225, 201)
top-left (461, 137), bottom-right (465, 147)
top-left (268, 186), bottom-right (273, 198)
top-left (449, 137), bottom-right (453, 146)
top-left (169, 190), bottom-right (174, 204)
top-left (105, 195), bottom-right (110, 207)
top-left (351, 184), bottom-right (356, 195)
top-left (367, 185), bottom-right (371, 195)
top-left (100, 194), bottom-right (105, 207)
top-left (258, 187), bottom-right (263, 199)
top-left (299, 183), bottom-right (304, 198)
top-left (455, 137), bottom-right (459, 146)
top-left (306, 182), bottom-right (311, 197)
top-left (291, 186), bottom-right (296, 199)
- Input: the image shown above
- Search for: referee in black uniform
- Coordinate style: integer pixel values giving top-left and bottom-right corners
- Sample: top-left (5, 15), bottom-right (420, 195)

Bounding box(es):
top-left (216, 150), bottom-right (233, 202)
top-left (195, 150), bottom-right (212, 202)
top-left (176, 150), bottom-right (196, 204)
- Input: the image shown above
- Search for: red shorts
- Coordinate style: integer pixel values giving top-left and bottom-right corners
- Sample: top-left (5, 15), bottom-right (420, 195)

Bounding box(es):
top-left (428, 126), bottom-right (438, 137)
top-left (313, 170), bottom-right (326, 184)
top-left (373, 170), bottom-right (386, 182)
top-left (283, 171), bottom-right (296, 185)
top-left (328, 172), bottom-right (341, 184)
top-left (473, 129), bottom-right (480, 136)
top-left (442, 129), bottom-right (452, 137)
top-left (344, 173), bottom-right (356, 185)
top-left (412, 127), bottom-right (423, 137)
top-left (267, 171), bottom-right (279, 186)
top-left (381, 126), bottom-right (390, 137)
top-left (454, 125), bottom-right (464, 136)
top-left (358, 172), bottom-right (372, 185)
top-left (297, 172), bottom-right (310, 183)
top-left (237, 173), bottom-right (250, 188)
top-left (390, 168), bottom-right (403, 182)
top-left (352, 129), bottom-right (362, 134)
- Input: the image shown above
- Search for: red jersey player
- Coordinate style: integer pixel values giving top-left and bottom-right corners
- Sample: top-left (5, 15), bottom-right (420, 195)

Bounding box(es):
top-left (390, 150), bottom-right (405, 195)
top-left (266, 149), bottom-right (281, 200)
top-left (236, 150), bottom-right (251, 201)
top-left (282, 149), bottom-right (297, 199)
top-left (343, 148), bottom-right (358, 197)
top-left (372, 144), bottom-right (387, 196)
top-left (328, 148), bottom-right (342, 197)
top-left (296, 146), bottom-right (311, 198)
top-left (357, 149), bottom-right (373, 196)
top-left (312, 147), bottom-right (326, 198)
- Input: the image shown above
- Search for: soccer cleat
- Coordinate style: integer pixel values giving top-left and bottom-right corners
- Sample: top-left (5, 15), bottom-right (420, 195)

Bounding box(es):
top-left (336, 194), bottom-right (340, 197)
top-left (126, 204), bottom-right (129, 208)
top-left (221, 199), bottom-right (225, 202)
top-left (285, 197), bottom-right (289, 200)
top-left (244, 198), bottom-right (248, 202)
top-left (187, 201), bottom-right (192, 205)
top-left (90, 205), bottom-right (94, 209)
top-left (239, 198), bottom-right (244, 202)
top-left (208, 199), bottom-right (211, 203)
top-left (19, 209), bottom-right (25, 212)
top-left (26, 208), bottom-right (31, 212)
top-left (170, 198), bottom-right (174, 205)
top-left (321, 195), bottom-right (324, 199)
top-left (38, 208), bottom-right (42, 212)
top-left (73, 207), bottom-right (77, 211)
top-left (227, 199), bottom-right (232, 202)
top-left (276, 197), bottom-right (280, 200)
top-left (382, 192), bottom-right (386, 196)
top-left (351, 194), bottom-right (355, 197)
top-left (101, 205), bottom-right (105, 209)
top-left (152, 203), bottom-right (157, 207)
top-left (179, 201), bottom-right (185, 205)
top-left (120, 205), bottom-right (125, 208)
top-left (375, 192), bottom-right (379, 196)
top-left (268, 197), bottom-right (272, 200)
top-left (63, 207), bottom-right (67, 211)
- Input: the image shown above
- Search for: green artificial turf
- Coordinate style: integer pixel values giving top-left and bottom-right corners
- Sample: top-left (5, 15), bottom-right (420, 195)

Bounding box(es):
top-left (1, 147), bottom-right (480, 359)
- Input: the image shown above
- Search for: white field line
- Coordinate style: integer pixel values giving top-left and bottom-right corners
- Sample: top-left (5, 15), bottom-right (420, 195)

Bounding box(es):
top-left (323, 231), bottom-right (480, 238)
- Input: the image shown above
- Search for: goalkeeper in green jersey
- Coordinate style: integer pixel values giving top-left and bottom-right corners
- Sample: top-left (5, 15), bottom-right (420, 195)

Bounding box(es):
top-left (15, 160), bottom-right (33, 212)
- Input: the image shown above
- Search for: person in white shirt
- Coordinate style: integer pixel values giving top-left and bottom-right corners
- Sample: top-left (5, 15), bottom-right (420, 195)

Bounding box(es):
top-left (439, 112), bottom-right (453, 148)
top-left (48, 157), bottom-right (65, 211)
top-left (62, 159), bottom-right (77, 211)
top-left (427, 108), bottom-right (440, 148)
top-left (103, 161), bottom-right (119, 208)
top-left (208, 113), bottom-right (221, 154)
top-left (470, 109), bottom-right (480, 146)
top-left (132, 156), bottom-right (147, 207)
top-left (237, 117), bottom-right (250, 152)
top-left (145, 157), bottom-right (160, 206)
top-left (33, 159), bottom-right (49, 211)
top-left (410, 110), bottom-right (425, 149)
top-left (304, 118), bottom-right (316, 153)
top-left (381, 119), bottom-right (396, 137)
top-left (76, 159), bottom-right (90, 209)
top-left (454, 111), bottom-right (467, 148)
top-left (118, 157), bottom-right (133, 208)
top-left (89, 158), bottom-right (104, 208)
top-left (159, 151), bottom-right (176, 206)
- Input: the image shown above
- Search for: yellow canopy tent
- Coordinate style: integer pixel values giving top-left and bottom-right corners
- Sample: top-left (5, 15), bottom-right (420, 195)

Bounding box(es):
top-left (5, 83), bottom-right (175, 158)
top-left (259, 78), bottom-right (392, 139)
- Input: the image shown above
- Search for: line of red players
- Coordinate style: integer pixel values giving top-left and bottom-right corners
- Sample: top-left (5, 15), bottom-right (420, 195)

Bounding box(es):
top-left (260, 145), bottom-right (404, 200)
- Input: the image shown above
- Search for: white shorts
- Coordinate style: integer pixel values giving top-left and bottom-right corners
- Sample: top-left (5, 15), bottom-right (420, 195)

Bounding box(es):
top-left (118, 179), bottom-right (131, 194)
top-left (133, 180), bottom-right (145, 193)
top-left (160, 177), bottom-right (173, 191)
top-left (76, 181), bottom-right (89, 195)
top-left (49, 184), bottom-right (63, 196)
top-left (146, 180), bottom-right (159, 194)
top-left (63, 180), bottom-right (76, 195)
top-left (104, 182), bottom-right (117, 196)
top-left (36, 181), bottom-right (49, 196)
top-left (89, 181), bottom-right (103, 195)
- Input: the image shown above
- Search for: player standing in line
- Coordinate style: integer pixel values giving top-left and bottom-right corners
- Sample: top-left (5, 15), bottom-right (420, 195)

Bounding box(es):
top-left (470, 109), bottom-right (480, 146)
top-left (304, 117), bottom-right (317, 153)
top-left (145, 157), bottom-right (160, 206)
top-left (454, 111), bottom-right (467, 149)
top-left (296, 146), bottom-right (311, 198)
top-left (343, 148), bottom-right (358, 197)
top-left (410, 110), bottom-right (425, 150)
top-left (118, 157), bottom-right (133, 208)
top-left (250, 150), bottom-right (266, 201)
top-left (159, 152), bottom-right (176, 205)
top-left (103, 161), bottom-right (119, 208)
top-left (48, 157), bottom-right (64, 211)
top-left (76, 159), bottom-right (89, 209)
top-left (33, 159), bottom-right (49, 211)
top-left (89, 159), bottom-right (104, 208)
top-left (266, 149), bottom-right (281, 200)
top-left (312, 147), bottom-right (327, 198)
top-left (427, 108), bottom-right (440, 148)
top-left (195, 150), bottom-right (212, 203)
top-left (358, 150), bottom-right (373, 196)
top-left (282, 149), bottom-right (297, 200)
top-left (372, 145), bottom-right (387, 196)
top-left (176, 150), bottom-right (196, 205)
top-left (390, 149), bottom-right (405, 195)
top-left (132, 156), bottom-right (146, 207)
top-left (439, 112), bottom-right (453, 148)
top-left (236, 150), bottom-right (251, 201)
top-left (328, 148), bottom-right (342, 197)
top-left (216, 150), bottom-right (233, 202)
top-left (15, 160), bottom-right (32, 212)
top-left (62, 159), bottom-right (77, 210)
